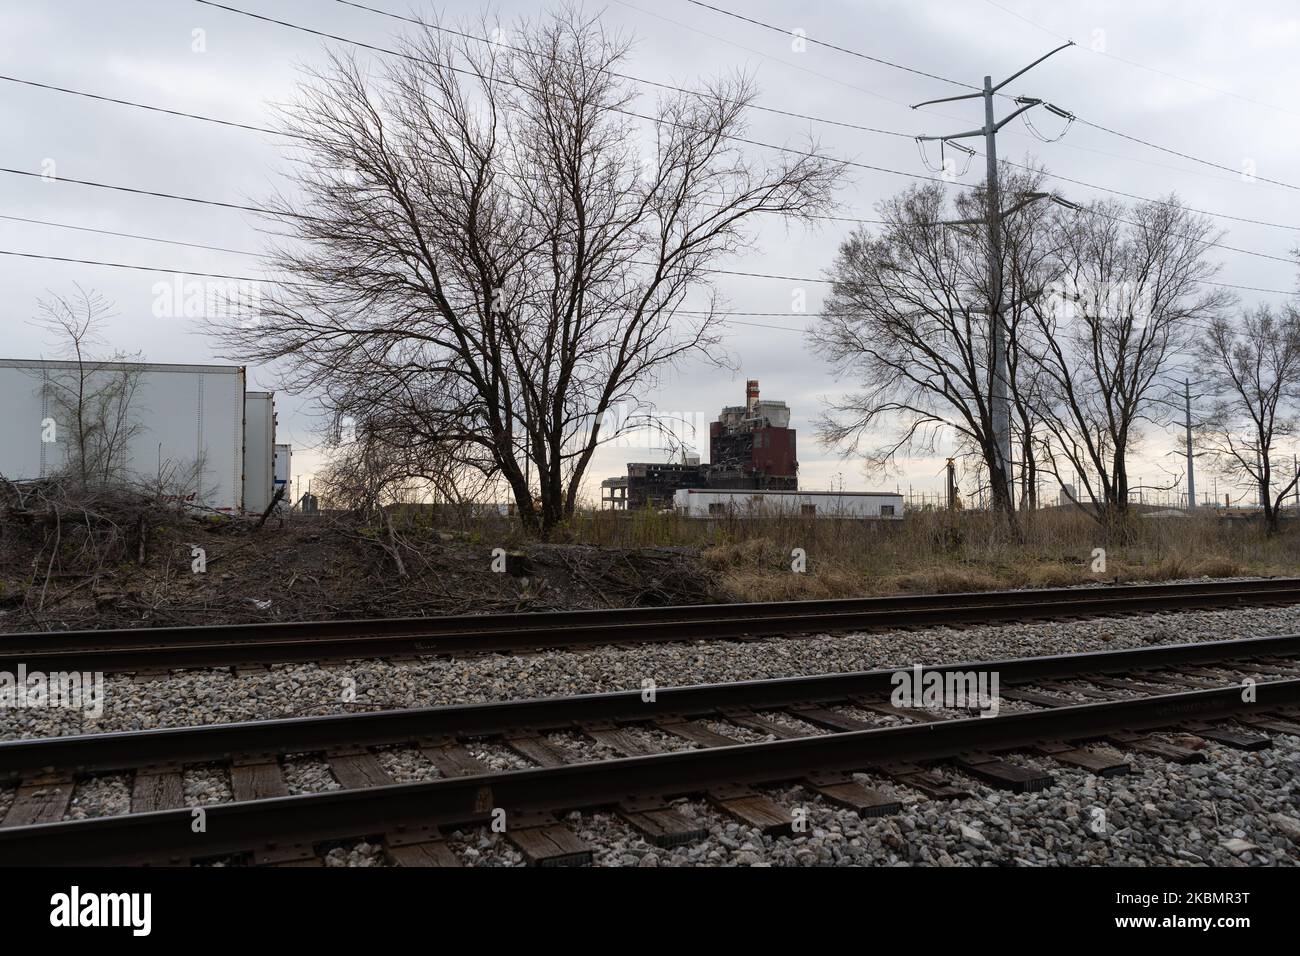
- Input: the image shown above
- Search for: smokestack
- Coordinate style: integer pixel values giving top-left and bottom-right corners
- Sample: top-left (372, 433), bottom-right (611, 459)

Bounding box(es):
top-left (746, 379), bottom-right (759, 416)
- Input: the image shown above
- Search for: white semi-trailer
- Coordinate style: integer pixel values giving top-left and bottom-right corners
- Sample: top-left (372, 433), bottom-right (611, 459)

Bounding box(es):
top-left (243, 391), bottom-right (275, 514)
top-left (274, 442), bottom-right (292, 506)
top-left (673, 488), bottom-right (905, 519)
top-left (0, 359), bottom-right (248, 512)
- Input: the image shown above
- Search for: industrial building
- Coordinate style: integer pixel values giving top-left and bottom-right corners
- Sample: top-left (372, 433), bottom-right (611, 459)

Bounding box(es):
top-left (707, 380), bottom-right (798, 491)
top-left (609, 460), bottom-right (707, 509)
top-left (0, 358), bottom-right (287, 514)
top-left (602, 380), bottom-right (798, 509)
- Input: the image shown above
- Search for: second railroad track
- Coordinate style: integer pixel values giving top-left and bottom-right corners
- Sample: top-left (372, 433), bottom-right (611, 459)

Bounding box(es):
top-left (2, 577), bottom-right (1299, 674)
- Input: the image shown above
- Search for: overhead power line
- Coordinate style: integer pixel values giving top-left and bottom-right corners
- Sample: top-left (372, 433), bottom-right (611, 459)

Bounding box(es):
top-left (1072, 116), bottom-right (1300, 192)
top-left (684, 0), bottom-right (976, 91)
top-left (1196, 278), bottom-right (1296, 296)
top-left (189, 0), bottom-right (968, 190)
top-left (4, 225), bottom-right (1293, 299)
top-left (980, 0), bottom-right (1300, 120)
top-left (985, 154), bottom-right (1300, 234)
top-left (0, 73), bottom-right (279, 135)
top-left (0, 245), bottom-right (819, 335)
top-left (329, 0), bottom-right (1300, 233)
top-left (718, 321), bottom-right (804, 334)
top-left (0, 246), bottom-right (826, 301)
top-left (8, 210), bottom-right (1295, 296)
top-left (6, 55), bottom-right (1294, 238)
top-left (325, 0), bottom-right (1300, 239)
top-left (611, 0), bottom-right (922, 115)
top-left (0, 248), bottom-right (287, 283)
top-left (0, 213), bottom-right (262, 256)
top-left (0, 166), bottom-right (302, 218)
top-left (0, 246), bottom-right (814, 337)
top-left (0, 73), bottom-right (930, 194)
top-left (4, 158), bottom-right (1296, 269)
top-left (332, 0), bottom-right (913, 139)
top-left (0, 221), bottom-right (841, 285)
top-left (682, 0), bottom-right (1300, 193)
top-left (615, 0), bottom-right (1298, 198)
top-left (7, 73), bottom-right (1294, 235)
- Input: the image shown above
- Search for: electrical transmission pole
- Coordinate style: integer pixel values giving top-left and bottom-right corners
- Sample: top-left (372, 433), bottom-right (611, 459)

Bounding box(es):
top-left (981, 74), bottom-right (1013, 515)
top-left (912, 43), bottom-right (1075, 514)
top-left (1184, 378), bottom-right (1196, 509)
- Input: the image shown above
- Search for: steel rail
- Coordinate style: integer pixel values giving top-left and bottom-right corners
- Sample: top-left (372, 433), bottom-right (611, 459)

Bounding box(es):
top-left (9, 576), bottom-right (1299, 643)
top-left (2, 578), bottom-right (1299, 674)
top-left (3, 677), bottom-right (1296, 865)
top-left (2, 632), bottom-right (1296, 779)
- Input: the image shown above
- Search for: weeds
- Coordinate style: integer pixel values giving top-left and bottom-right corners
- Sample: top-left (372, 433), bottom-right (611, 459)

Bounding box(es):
top-left (562, 507), bottom-right (1297, 600)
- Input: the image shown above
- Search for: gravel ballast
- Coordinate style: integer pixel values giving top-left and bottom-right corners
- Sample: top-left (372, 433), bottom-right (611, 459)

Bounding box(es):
top-left (183, 765), bottom-right (232, 807)
top-left (64, 773), bottom-right (131, 821)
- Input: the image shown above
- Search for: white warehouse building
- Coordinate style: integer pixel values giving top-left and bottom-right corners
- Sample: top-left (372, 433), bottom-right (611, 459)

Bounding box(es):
top-left (0, 359), bottom-right (287, 514)
top-left (673, 488), bottom-right (904, 519)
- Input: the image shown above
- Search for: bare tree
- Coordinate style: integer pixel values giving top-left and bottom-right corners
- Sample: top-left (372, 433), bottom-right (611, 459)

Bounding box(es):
top-left (1194, 305), bottom-right (1300, 532)
top-left (221, 5), bottom-right (839, 534)
top-left (812, 166), bottom-right (1055, 519)
top-left (1025, 196), bottom-right (1231, 526)
top-left (317, 418), bottom-right (498, 516)
top-left (32, 286), bottom-right (143, 490)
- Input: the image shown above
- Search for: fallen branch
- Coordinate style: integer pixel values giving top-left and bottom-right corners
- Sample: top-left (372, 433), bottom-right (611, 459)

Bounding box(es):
top-left (254, 484), bottom-right (287, 531)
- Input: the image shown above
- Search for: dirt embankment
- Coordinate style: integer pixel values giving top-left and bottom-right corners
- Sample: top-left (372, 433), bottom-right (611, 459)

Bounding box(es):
top-left (0, 501), bottom-right (720, 634)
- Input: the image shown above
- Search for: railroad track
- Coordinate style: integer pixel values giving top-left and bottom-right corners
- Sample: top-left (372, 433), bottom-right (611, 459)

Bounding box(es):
top-left (2, 633), bottom-right (1298, 865)
top-left (4, 577), bottom-right (1300, 674)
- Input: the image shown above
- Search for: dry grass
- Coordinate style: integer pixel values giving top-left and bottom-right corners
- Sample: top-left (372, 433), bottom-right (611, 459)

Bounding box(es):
top-left (560, 507), bottom-right (1300, 601)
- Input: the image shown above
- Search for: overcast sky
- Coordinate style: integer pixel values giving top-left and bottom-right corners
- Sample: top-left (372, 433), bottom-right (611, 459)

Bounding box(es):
top-left (2, 0), bottom-right (1297, 505)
